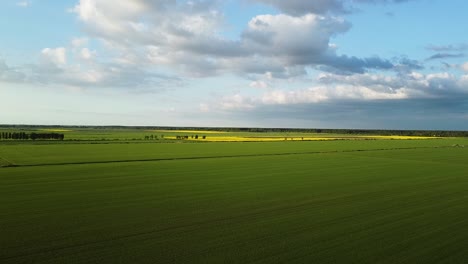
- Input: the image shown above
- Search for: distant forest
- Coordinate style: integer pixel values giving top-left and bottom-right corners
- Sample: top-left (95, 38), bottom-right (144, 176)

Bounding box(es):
top-left (1, 125), bottom-right (467, 137)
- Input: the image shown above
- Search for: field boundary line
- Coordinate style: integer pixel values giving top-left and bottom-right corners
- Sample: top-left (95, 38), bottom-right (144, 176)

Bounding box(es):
top-left (0, 146), bottom-right (454, 169)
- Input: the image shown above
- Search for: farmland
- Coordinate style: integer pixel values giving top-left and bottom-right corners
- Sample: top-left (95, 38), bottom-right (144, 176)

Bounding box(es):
top-left (1, 127), bottom-right (468, 263)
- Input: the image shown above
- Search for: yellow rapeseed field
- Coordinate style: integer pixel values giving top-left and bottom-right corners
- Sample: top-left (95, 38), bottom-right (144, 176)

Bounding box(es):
top-left (167, 136), bottom-right (344, 142)
top-left (363, 135), bottom-right (441, 140)
top-left (165, 135), bottom-right (442, 142)
top-left (147, 130), bottom-right (226, 134)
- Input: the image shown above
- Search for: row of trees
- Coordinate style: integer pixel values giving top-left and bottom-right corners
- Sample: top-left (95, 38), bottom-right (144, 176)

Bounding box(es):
top-left (142, 134), bottom-right (207, 140)
top-left (132, 127), bottom-right (468, 137)
top-left (143, 135), bottom-right (162, 140)
top-left (0, 132), bottom-right (65, 140)
top-left (176, 135), bottom-right (206, 140)
top-left (141, 135), bottom-right (205, 140)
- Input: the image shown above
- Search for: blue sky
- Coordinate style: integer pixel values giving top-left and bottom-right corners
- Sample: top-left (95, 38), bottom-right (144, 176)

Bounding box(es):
top-left (1, 0), bottom-right (467, 129)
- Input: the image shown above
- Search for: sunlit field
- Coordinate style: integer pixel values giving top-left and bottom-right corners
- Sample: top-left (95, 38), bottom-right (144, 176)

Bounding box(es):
top-left (1, 127), bottom-right (467, 263)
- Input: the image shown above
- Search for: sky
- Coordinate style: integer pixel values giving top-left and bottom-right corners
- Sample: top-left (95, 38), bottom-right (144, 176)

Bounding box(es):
top-left (1, 0), bottom-right (467, 130)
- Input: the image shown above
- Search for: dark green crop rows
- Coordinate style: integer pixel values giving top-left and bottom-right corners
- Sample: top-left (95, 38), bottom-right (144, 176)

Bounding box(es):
top-left (1, 139), bottom-right (468, 263)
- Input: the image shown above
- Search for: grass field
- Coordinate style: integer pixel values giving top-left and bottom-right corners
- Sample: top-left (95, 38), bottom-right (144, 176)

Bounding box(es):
top-left (1, 129), bottom-right (468, 263)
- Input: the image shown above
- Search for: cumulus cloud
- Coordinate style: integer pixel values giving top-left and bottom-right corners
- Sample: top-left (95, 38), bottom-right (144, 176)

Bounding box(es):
top-left (6, 0), bottom-right (467, 129)
top-left (318, 71), bottom-right (468, 98)
top-left (79, 48), bottom-right (97, 61)
top-left (68, 0), bottom-right (399, 79)
top-left (1, 43), bottom-right (180, 91)
top-left (71, 37), bottom-right (89, 48)
top-left (242, 14), bottom-right (349, 59)
top-left (463, 62), bottom-right (468, 73)
top-left (249, 0), bottom-right (346, 15)
top-left (204, 69), bottom-right (468, 129)
top-left (72, 0), bottom-right (223, 46)
top-left (40, 47), bottom-right (67, 66)
top-left (250, 0), bottom-right (415, 15)
top-left (29, 59), bottom-right (180, 90)
top-left (2, 0), bottom-right (422, 91)
top-left (234, 13), bottom-right (390, 75)
top-left (250, 80), bottom-right (270, 89)
top-left (218, 83), bottom-right (407, 111)
top-left (212, 71), bottom-right (468, 112)
top-left (72, 0), bottom-right (239, 77)
top-left (220, 94), bottom-right (256, 110)
top-left (223, 98), bottom-right (468, 130)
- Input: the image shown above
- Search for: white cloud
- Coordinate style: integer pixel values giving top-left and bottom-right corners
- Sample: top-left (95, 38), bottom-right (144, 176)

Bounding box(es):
top-left (462, 62), bottom-right (468, 73)
top-left (320, 71), bottom-right (468, 98)
top-left (250, 0), bottom-right (345, 15)
top-left (79, 48), bottom-right (96, 61)
top-left (243, 14), bottom-right (349, 59)
top-left (41, 47), bottom-right (67, 66)
top-left (1, 45), bottom-right (178, 90)
top-left (0, 0), bottom-right (426, 94)
top-left (71, 37), bottom-right (89, 48)
top-left (72, 0), bottom-right (148, 37)
top-left (250, 0), bottom-right (416, 15)
top-left (210, 71), bottom-right (468, 112)
top-left (250, 80), bottom-right (270, 89)
top-left (0, 60), bottom-right (26, 82)
top-left (226, 84), bottom-right (408, 109)
top-left (220, 94), bottom-right (256, 110)
top-left (68, 0), bottom-right (392, 79)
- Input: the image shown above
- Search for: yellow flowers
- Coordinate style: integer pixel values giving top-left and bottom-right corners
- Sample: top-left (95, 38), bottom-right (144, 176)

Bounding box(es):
top-left (363, 136), bottom-right (441, 140)
top-left (166, 135), bottom-right (442, 142)
top-left (165, 136), bottom-right (319, 142)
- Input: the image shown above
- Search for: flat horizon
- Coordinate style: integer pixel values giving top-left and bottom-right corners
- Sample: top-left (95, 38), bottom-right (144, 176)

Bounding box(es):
top-left (1, 0), bottom-right (467, 130)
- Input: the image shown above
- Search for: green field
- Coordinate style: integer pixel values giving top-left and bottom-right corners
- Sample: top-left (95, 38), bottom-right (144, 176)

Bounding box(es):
top-left (1, 129), bottom-right (468, 263)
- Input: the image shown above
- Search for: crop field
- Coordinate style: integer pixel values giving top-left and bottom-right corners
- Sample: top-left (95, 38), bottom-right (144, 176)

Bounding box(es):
top-left (1, 128), bottom-right (468, 263)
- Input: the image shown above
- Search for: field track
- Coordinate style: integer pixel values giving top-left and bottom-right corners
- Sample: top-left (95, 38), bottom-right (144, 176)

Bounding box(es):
top-left (0, 145), bottom-right (453, 168)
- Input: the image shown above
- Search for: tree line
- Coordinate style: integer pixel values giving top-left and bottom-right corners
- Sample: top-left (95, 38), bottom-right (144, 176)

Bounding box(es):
top-left (143, 135), bottom-right (161, 140)
top-left (124, 126), bottom-right (468, 137)
top-left (0, 132), bottom-right (65, 140)
top-left (175, 135), bottom-right (206, 140)
top-left (142, 135), bottom-right (207, 140)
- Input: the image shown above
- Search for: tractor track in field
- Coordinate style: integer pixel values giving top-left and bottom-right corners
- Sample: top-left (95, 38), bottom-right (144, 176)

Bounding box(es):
top-left (0, 145), bottom-right (454, 169)
top-left (0, 156), bottom-right (15, 167)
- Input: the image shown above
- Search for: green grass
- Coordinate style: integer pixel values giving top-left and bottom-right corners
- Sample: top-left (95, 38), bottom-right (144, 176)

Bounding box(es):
top-left (0, 139), bottom-right (464, 167)
top-left (1, 136), bottom-right (468, 263)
